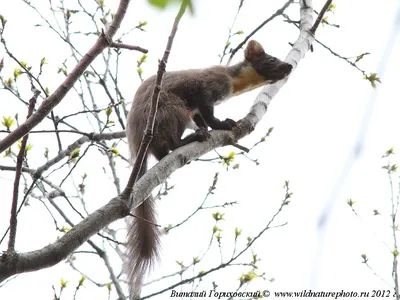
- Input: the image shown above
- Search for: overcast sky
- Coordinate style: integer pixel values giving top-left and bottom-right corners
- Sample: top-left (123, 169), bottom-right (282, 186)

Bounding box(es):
top-left (1, 0), bottom-right (400, 299)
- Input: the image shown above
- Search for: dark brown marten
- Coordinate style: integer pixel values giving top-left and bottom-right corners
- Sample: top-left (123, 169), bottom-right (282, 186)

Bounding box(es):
top-left (125, 40), bottom-right (292, 299)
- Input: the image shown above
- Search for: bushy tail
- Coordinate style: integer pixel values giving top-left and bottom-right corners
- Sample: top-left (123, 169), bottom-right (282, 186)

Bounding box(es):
top-left (126, 156), bottom-right (160, 299)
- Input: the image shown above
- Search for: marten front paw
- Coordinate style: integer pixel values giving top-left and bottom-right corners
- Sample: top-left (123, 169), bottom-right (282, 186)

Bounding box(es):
top-left (194, 128), bottom-right (211, 142)
top-left (220, 118), bottom-right (237, 130)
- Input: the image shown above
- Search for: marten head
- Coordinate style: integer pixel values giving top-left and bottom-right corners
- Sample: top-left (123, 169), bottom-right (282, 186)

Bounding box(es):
top-left (244, 40), bottom-right (292, 83)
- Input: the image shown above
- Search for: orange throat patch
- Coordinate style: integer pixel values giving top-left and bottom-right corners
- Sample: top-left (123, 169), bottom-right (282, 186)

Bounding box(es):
top-left (231, 67), bottom-right (266, 96)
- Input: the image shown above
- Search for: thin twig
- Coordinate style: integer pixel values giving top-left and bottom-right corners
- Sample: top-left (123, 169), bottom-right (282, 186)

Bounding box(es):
top-left (110, 42), bottom-right (148, 53)
top-left (227, 0), bottom-right (294, 64)
top-left (7, 90), bottom-right (40, 253)
top-left (309, 0), bottom-right (333, 35)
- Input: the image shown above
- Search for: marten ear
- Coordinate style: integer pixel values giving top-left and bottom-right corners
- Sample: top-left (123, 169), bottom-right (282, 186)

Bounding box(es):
top-left (244, 40), bottom-right (265, 61)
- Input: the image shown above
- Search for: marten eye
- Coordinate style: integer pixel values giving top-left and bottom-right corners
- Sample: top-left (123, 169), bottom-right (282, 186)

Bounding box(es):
top-left (269, 58), bottom-right (276, 62)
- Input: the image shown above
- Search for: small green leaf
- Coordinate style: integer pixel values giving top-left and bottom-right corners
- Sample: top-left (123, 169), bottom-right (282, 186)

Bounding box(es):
top-left (58, 67), bottom-right (68, 76)
top-left (78, 275), bottom-right (86, 286)
top-left (2, 116), bottom-right (15, 130)
top-left (347, 198), bottom-right (355, 207)
top-left (138, 54), bottom-right (147, 64)
top-left (70, 148), bottom-right (80, 159)
top-left (252, 252), bottom-right (257, 264)
top-left (212, 212), bottom-right (225, 221)
top-left (238, 270), bottom-right (259, 284)
top-left (363, 72), bottom-right (381, 88)
top-left (382, 147), bottom-right (394, 158)
top-left (176, 260), bottom-right (184, 268)
top-left (327, 3), bottom-right (336, 13)
top-left (17, 139), bottom-right (32, 152)
top-left (148, 0), bottom-right (171, 9)
top-left (247, 236), bottom-right (252, 245)
top-left (5, 77), bottom-right (14, 87)
top-left (0, 15), bottom-right (7, 27)
top-left (13, 68), bottom-right (22, 79)
top-left (61, 226), bottom-right (71, 233)
top-left (3, 148), bottom-right (12, 158)
top-left (212, 225), bottom-right (221, 234)
top-left (60, 278), bottom-right (68, 290)
top-left (40, 57), bottom-right (47, 67)
top-left (19, 61), bottom-right (29, 69)
top-left (223, 151), bottom-right (236, 166)
top-left (105, 107), bottom-right (112, 116)
top-left (235, 227), bottom-right (242, 237)
top-left (216, 231), bottom-right (222, 242)
top-left (108, 147), bottom-right (119, 156)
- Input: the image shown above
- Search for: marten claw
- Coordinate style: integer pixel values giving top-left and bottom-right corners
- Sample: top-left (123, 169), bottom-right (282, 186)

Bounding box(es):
top-left (194, 128), bottom-right (211, 141)
top-left (221, 118), bottom-right (237, 130)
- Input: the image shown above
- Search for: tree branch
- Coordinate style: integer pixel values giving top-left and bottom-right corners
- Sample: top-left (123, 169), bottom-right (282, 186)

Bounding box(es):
top-left (110, 42), bottom-right (148, 53)
top-left (7, 90), bottom-right (40, 253)
top-left (310, 0), bottom-right (333, 35)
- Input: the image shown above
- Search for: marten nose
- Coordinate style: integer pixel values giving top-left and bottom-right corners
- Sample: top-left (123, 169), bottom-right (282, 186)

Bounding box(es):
top-left (281, 63), bottom-right (293, 75)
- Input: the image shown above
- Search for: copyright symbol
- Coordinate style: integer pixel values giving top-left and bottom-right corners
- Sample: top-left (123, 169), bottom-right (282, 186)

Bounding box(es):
top-left (263, 290), bottom-right (270, 297)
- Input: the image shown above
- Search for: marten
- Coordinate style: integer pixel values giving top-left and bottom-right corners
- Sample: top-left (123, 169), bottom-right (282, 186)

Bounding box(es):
top-left (125, 40), bottom-right (292, 299)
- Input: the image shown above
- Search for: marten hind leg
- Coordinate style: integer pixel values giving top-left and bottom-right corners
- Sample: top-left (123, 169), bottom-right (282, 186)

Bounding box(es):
top-left (150, 142), bottom-right (170, 161)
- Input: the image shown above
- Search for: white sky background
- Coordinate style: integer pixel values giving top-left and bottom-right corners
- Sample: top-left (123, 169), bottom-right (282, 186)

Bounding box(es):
top-left (1, 0), bottom-right (400, 299)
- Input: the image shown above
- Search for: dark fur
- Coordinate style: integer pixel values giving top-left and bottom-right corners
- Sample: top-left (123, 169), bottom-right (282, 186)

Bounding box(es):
top-left (125, 40), bottom-right (292, 299)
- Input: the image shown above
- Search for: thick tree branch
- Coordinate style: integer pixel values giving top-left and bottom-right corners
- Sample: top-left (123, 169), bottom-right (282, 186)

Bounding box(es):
top-left (0, 196), bottom-right (127, 282)
top-left (0, 0), bottom-right (131, 154)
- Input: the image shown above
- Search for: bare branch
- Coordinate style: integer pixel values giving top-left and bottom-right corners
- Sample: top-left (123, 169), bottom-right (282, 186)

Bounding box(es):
top-left (7, 90), bottom-right (40, 254)
top-left (110, 42), bottom-right (148, 53)
top-left (310, 0), bottom-right (333, 35)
